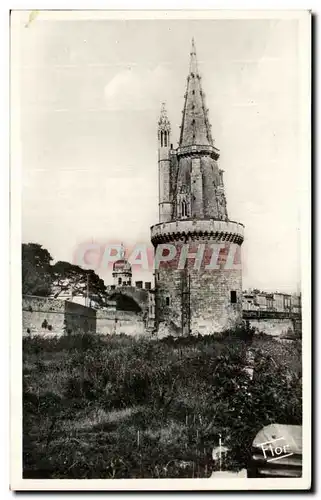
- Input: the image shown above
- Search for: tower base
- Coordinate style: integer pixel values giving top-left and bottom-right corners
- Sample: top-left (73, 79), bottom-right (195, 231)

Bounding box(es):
top-left (151, 219), bottom-right (245, 336)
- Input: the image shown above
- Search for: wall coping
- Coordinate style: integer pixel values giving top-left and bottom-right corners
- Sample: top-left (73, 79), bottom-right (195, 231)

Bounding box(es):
top-left (22, 295), bottom-right (96, 315)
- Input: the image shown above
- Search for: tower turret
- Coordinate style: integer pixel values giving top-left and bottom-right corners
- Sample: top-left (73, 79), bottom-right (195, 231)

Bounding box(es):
top-left (158, 103), bottom-right (172, 223)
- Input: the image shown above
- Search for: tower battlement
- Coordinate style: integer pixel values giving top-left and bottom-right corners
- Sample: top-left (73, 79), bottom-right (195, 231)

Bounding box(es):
top-left (151, 219), bottom-right (244, 245)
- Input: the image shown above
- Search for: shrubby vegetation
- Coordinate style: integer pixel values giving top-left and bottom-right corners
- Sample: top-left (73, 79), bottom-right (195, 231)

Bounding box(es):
top-left (23, 332), bottom-right (302, 479)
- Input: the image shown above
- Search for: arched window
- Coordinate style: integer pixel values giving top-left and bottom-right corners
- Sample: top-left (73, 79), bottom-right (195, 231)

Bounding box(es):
top-left (181, 200), bottom-right (187, 217)
top-left (118, 277), bottom-right (122, 285)
top-left (164, 131), bottom-right (167, 147)
top-left (160, 131), bottom-right (163, 147)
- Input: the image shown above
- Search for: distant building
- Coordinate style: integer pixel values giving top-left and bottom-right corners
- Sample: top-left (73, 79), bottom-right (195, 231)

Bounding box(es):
top-left (291, 294), bottom-right (302, 314)
top-left (242, 289), bottom-right (301, 315)
top-left (273, 293), bottom-right (285, 312)
top-left (266, 293), bottom-right (274, 310)
top-left (256, 293), bottom-right (268, 310)
top-left (112, 249), bottom-right (132, 287)
top-left (242, 292), bottom-right (257, 311)
top-left (283, 294), bottom-right (291, 311)
top-left (50, 283), bottom-right (101, 309)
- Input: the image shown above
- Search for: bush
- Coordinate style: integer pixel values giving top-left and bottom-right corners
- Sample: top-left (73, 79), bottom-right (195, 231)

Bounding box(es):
top-left (23, 332), bottom-right (302, 478)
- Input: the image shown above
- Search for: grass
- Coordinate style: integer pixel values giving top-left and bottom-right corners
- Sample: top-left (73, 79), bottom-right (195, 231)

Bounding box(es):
top-left (23, 331), bottom-right (302, 479)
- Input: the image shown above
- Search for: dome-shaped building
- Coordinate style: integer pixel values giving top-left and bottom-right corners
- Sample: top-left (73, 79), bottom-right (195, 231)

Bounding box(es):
top-left (112, 258), bottom-right (132, 287)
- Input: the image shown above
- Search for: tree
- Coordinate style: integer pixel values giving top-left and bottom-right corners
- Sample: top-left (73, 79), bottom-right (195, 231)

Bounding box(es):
top-left (22, 243), bottom-right (53, 296)
top-left (51, 261), bottom-right (107, 307)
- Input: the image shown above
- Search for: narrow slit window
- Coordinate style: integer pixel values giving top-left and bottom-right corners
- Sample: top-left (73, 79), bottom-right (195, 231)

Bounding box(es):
top-left (230, 291), bottom-right (237, 304)
top-left (181, 200), bottom-right (188, 217)
top-left (160, 130), bottom-right (163, 147)
top-left (166, 297), bottom-right (170, 306)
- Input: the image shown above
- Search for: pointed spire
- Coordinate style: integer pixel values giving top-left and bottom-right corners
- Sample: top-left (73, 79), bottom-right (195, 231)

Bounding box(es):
top-left (189, 37), bottom-right (198, 76)
top-left (160, 102), bottom-right (167, 119)
top-left (179, 39), bottom-right (213, 147)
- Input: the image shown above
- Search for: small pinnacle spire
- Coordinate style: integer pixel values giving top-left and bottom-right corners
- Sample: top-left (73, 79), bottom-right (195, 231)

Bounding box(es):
top-left (158, 101), bottom-right (170, 130)
top-left (120, 242), bottom-right (125, 259)
top-left (160, 102), bottom-right (167, 119)
top-left (191, 37), bottom-right (195, 52)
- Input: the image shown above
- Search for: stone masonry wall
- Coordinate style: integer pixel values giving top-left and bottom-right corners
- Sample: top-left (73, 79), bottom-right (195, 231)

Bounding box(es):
top-left (159, 144), bottom-right (172, 223)
top-left (201, 156), bottom-right (222, 219)
top-left (64, 300), bottom-right (96, 334)
top-left (96, 310), bottom-right (146, 337)
top-left (173, 155), bottom-right (227, 220)
top-left (155, 238), bottom-right (243, 336)
top-left (23, 296), bottom-right (149, 338)
top-left (191, 158), bottom-right (203, 217)
top-left (248, 318), bottom-right (295, 337)
top-left (23, 296), bottom-right (65, 337)
top-left (22, 295), bottom-right (96, 337)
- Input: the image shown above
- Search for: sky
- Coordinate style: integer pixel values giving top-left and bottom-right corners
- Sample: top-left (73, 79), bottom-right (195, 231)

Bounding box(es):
top-left (18, 14), bottom-right (302, 293)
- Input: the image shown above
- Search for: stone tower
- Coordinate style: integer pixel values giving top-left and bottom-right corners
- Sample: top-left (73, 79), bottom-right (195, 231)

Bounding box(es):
top-left (151, 39), bottom-right (245, 336)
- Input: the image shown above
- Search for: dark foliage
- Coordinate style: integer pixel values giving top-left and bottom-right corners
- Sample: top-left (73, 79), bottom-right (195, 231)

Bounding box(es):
top-left (22, 243), bottom-right (53, 296)
top-left (23, 333), bottom-right (302, 479)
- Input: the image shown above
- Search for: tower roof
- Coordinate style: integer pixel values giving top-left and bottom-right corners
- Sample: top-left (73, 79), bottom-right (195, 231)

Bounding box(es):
top-left (112, 244), bottom-right (132, 274)
top-left (179, 38), bottom-right (213, 148)
top-left (113, 259), bottom-right (132, 273)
